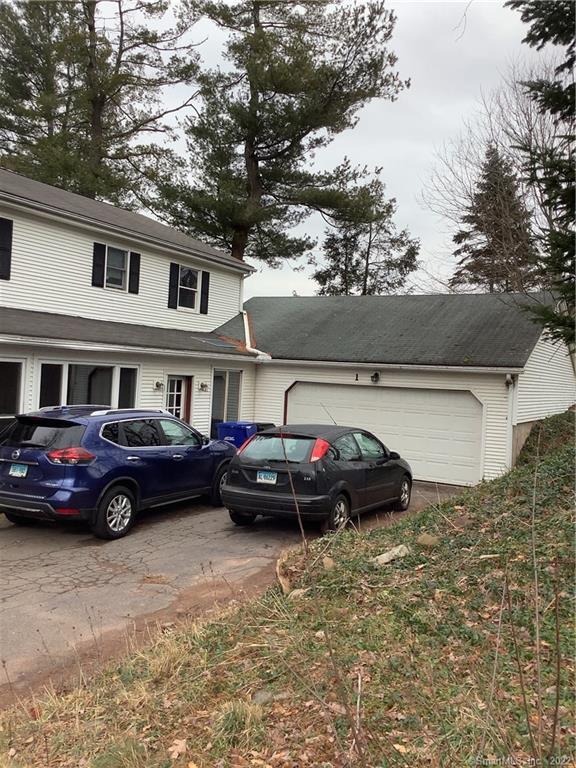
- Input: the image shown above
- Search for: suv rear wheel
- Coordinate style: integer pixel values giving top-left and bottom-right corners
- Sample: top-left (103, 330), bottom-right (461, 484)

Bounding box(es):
top-left (4, 512), bottom-right (34, 526)
top-left (92, 486), bottom-right (136, 540)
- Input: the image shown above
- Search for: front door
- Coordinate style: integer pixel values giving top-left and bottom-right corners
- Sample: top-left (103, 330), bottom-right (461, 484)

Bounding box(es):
top-left (165, 376), bottom-right (191, 422)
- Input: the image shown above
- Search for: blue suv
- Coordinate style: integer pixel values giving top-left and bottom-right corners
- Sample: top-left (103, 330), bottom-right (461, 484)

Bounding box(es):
top-left (0, 406), bottom-right (236, 539)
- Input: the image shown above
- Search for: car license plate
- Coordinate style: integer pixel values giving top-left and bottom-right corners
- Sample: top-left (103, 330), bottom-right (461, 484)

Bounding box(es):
top-left (9, 463), bottom-right (28, 478)
top-left (257, 470), bottom-right (277, 484)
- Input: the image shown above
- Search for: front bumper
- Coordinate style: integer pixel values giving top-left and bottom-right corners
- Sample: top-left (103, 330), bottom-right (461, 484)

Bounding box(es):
top-left (0, 493), bottom-right (93, 521)
top-left (221, 485), bottom-right (331, 519)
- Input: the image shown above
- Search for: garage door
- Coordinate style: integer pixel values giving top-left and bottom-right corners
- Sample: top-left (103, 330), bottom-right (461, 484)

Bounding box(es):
top-left (286, 383), bottom-right (483, 486)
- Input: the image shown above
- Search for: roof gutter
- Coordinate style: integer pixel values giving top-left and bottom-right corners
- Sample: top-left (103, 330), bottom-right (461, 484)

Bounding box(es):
top-left (0, 193), bottom-right (254, 276)
top-left (242, 311), bottom-right (271, 360)
top-left (254, 357), bottom-right (525, 374)
top-left (0, 334), bottom-right (257, 362)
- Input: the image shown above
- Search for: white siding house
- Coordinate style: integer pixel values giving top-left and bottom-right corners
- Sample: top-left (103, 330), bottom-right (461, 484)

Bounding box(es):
top-left (0, 169), bottom-right (258, 437)
top-left (1, 170), bottom-right (573, 487)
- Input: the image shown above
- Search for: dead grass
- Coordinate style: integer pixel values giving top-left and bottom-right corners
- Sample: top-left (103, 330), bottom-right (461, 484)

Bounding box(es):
top-left (0, 416), bottom-right (574, 767)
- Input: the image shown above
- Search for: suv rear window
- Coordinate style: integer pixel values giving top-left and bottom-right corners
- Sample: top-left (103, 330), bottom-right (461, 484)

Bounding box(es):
top-left (0, 418), bottom-right (86, 449)
top-left (240, 435), bottom-right (315, 463)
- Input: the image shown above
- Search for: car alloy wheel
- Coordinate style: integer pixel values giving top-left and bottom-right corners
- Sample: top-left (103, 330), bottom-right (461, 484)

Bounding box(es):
top-left (393, 476), bottom-right (412, 512)
top-left (332, 498), bottom-right (349, 529)
top-left (400, 479), bottom-right (410, 507)
top-left (323, 493), bottom-right (350, 533)
top-left (106, 494), bottom-right (133, 533)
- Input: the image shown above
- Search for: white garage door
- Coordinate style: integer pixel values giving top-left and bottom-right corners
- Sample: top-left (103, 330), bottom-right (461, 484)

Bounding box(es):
top-left (286, 383), bottom-right (483, 486)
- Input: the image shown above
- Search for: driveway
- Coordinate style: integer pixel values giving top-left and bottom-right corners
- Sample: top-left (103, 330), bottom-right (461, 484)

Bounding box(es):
top-left (0, 481), bottom-right (461, 703)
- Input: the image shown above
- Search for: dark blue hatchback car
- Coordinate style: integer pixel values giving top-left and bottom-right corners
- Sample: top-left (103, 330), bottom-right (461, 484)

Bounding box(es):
top-left (0, 406), bottom-right (235, 539)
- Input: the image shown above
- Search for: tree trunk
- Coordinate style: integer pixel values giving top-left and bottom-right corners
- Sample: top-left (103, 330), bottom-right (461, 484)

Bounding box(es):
top-left (231, 227), bottom-right (249, 261)
top-left (361, 222), bottom-right (373, 295)
top-left (83, 0), bottom-right (104, 199)
top-left (235, 0), bottom-right (264, 261)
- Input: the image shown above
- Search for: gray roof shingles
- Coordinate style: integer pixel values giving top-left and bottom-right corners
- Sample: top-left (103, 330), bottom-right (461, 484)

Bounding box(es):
top-left (0, 168), bottom-right (251, 273)
top-left (0, 306), bottom-right (254, 357)
top-left (217, 294), bottom-right (548, 368)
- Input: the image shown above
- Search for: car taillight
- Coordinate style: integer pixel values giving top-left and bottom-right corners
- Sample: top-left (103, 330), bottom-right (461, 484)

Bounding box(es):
top-left (47, 447), bottom-right (95, 465)
top-left (237, 435), bottom-right (256, 454)
top-left (310, 438), bottom-right (331, 462)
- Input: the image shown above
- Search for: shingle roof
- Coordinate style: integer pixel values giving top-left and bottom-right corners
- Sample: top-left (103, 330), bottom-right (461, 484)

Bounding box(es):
top-left (0, 306), bottom-right (254, 358)
top-left (0, 169), bottom-right (252, 274)
top-left (217, 294), bottom-right (549, 368)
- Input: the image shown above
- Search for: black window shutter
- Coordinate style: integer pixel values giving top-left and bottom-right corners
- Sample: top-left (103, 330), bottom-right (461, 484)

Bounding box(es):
top-left (168, 262), bottom-right (179, 308)
top-left (128, 251), bottom-right (140, 294)
top-left (200, 271), bottom-right (210, 314)
top-left (0, 217), bottom-right (13, 281)
top-left (92, 242), bottom-right (106, 287)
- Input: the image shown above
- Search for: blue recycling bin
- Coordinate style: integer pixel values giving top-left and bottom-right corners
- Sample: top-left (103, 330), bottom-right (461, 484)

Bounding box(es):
top-left (216, 421), bottom-right (275, 449)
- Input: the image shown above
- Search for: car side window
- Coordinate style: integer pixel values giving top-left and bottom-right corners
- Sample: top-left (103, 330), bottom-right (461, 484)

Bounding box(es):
top-left (101, 422), bottom-right (120, 445)
top-left (121, 419), bottom-right (163, 448)
top-left (354, 432), bottom-right (386, 460)
top-left (159, 419), bottom-right (201, 447)
top-left (333, 433), bottom-right (362, 462)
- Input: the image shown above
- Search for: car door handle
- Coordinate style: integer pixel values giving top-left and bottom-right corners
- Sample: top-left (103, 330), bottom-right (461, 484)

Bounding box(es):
top-left (172, 454), bottom-right (184, 461)
top-left (126, 456), bottom-right (141, 462)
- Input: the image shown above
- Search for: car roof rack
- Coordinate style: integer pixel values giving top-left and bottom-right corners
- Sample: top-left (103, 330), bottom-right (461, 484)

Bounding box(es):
top-left (90, 408), bottom-right (171, 417)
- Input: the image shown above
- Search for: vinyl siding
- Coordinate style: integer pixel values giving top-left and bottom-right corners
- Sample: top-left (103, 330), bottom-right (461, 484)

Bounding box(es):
top-left (0, 344), bottom-right (256, 437)
top-left (515, 334), bottom-right (576, 423)
top-left (251, 363), bottom-right (511, 480)
top-left (0, 206), bottom-right (244, 332)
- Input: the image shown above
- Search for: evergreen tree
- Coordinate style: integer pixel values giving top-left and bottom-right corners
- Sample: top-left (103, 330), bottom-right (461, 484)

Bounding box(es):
top-left (450, 145), bottom-right (539, 292)
top-left (161, 0), bottom-right (407, 263)
top-left (0, 0), bottom-right (198, 206)
top-left (506, 0), bottom-right (575, 346)
top-left (313, 178), bottom-right (419, 295)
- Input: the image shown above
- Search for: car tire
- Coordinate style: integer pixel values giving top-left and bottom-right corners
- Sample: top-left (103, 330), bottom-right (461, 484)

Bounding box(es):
top-left (3, 512), bottom-right (34, 526)
top-left (229, 510), bottom-right (256, 526)
top-left (392, 475), bottom-right (412, 512)
top-left (210, 463), bottom-right (229, 507)
top-left (322, 493), bottom-right (350, 533)
top-left (91, 486), bottom-right (136, 540)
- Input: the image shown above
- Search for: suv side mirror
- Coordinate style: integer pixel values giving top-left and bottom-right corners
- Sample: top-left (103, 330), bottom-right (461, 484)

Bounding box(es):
top-left (389, 451), bottom-right (400, 460)
top-left (202, 435), bottom-right (210, 446)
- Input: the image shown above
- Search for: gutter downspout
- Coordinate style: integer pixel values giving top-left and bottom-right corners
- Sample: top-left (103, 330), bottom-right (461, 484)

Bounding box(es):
top-left (242, 311), bottom-right (271, 361)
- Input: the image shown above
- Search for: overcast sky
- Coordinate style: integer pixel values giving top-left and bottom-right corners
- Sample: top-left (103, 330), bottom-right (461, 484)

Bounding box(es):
top-left (229, 0), bottom-right (538, 299)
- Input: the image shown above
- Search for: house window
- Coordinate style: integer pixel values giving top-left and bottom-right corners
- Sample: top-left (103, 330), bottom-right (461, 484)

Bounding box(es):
top-left (0, 361), bottom-right (22, 417)
top-left (39, 364), bottom-right (63, 408)
top-left (211, 369), bottom-right (242, 437)
top-left (178, 266), bottom-right (199, 309)
top-left (106, 246), bottom-right (128, 289)
top-left (68, 365), bottom-right (114, 405)
top-left (38, 363), bottom-right (137, 409)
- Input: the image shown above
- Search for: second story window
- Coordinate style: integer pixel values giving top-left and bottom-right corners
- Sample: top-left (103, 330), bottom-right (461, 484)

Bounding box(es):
top-left (178, 266), bottom-right (198, 308)
top-left (92, 242), bottom-right (140, 294)
top-left (168, 262), bottom-right (210, 314)
top-left (106, 246), bottom-right (127, 289)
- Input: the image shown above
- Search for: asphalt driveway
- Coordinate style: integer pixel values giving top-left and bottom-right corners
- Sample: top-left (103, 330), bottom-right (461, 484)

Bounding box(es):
top-left (0, 480), bottom-right (462, 703)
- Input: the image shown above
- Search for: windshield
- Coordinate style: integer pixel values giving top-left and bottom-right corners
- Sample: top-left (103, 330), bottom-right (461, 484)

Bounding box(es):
top-left (0, 418), bottom-right (86, 449)
top-left (241, 435), bottom-right (315, 463)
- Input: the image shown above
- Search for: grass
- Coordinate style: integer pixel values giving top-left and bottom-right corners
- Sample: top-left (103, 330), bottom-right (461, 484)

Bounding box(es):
top-left (0, 412), bottom-right (574, 767)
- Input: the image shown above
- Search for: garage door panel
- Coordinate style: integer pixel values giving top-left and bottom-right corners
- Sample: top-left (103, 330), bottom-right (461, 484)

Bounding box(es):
top-left (287, 383), bottom-right (482, 486)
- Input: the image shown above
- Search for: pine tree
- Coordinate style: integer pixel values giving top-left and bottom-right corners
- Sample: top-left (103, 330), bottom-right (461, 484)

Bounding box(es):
top-left (0, 0), bottom-right (198, 206)
top-left (160, 0), bottom-right (407, 263)
top-left (506, 0), bottom-right (575, 346)
top-left (450, 145), bottom-right (539, 292)
top-left (313, 178), bottom-right (418, 295)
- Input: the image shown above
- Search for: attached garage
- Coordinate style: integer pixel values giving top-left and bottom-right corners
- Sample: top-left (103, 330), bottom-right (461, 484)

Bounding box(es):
top-left (286, 382), bottom-right (483, 485)
top-left (217, 294), bottom-right (576, 486)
